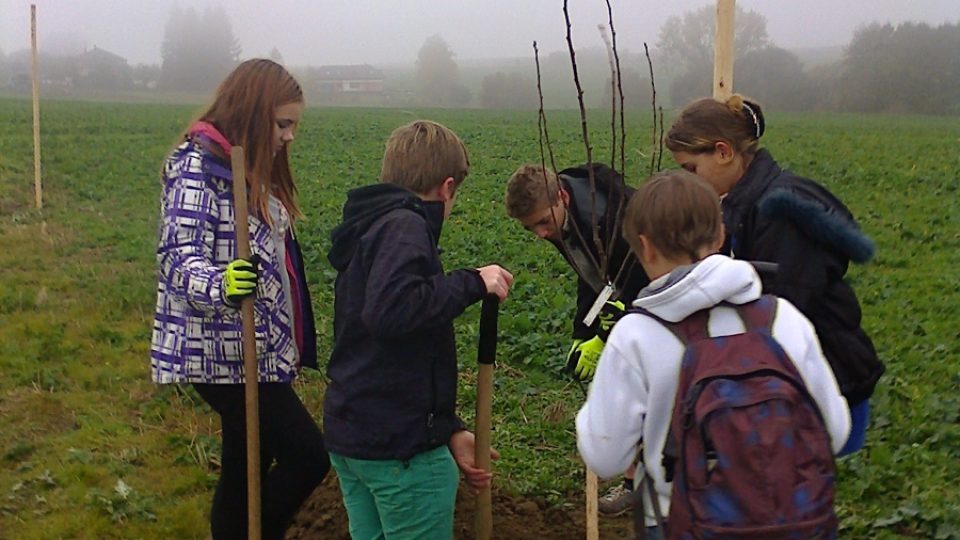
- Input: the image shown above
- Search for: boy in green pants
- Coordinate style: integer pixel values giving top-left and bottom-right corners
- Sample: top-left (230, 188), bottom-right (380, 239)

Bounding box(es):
top-left (324, 120), bottom-right (513, 539)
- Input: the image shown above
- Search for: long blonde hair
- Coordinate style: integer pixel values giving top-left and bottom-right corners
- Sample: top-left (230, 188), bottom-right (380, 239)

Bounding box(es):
top-left (195, 59), bottom-right (304, 223)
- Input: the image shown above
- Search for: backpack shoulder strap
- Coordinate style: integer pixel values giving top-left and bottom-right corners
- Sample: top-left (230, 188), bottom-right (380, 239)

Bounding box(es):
top-left (731, 294), bottom-right (778, 334)
top-left (630, 306), bottom-right (710, 345)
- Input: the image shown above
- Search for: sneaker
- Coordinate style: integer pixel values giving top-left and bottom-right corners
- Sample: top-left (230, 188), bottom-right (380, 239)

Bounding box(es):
top-left (597, 483), bottom-right (634, 516)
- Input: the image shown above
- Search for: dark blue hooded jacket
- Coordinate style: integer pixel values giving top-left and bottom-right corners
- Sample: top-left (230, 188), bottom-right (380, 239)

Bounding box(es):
top-left (323, 183), bottom-right (485, 460)
top-left (723, 149), bottom-right (884, 404)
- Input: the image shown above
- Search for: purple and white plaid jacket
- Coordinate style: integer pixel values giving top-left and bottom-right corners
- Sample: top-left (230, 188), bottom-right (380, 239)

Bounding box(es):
top-left (150, 139), bottom-right (298, 384)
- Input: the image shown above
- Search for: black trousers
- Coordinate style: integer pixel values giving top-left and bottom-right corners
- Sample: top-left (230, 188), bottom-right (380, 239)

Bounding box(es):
top-left (194, 382), bottom-right (330, 540)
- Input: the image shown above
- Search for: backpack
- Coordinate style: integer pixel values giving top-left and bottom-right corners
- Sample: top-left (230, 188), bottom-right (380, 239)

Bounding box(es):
top-left (649, 295), bottom-right (838, 540)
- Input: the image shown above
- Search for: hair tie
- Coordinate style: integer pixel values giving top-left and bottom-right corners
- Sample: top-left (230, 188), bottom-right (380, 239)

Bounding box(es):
top-left (742, 102), bottom-right (763, 139)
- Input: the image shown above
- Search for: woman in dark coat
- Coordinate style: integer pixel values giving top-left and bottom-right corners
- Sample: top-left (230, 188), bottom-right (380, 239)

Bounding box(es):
top-left (665, 94), bottom-right (884, 455)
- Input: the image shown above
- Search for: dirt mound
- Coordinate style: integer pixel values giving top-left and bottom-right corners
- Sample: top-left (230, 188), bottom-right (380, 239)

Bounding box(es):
top-left (287, 473), bottom-right (634, 539)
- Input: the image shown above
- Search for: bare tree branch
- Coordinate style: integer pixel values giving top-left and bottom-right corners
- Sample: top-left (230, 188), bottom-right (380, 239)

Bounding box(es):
top-left (644, 42), bottom-right (658, 177)
top-left (599, 25), bottom-right (617, 172)
top-left (534, 41), bottom-right (559, 178)
top-left (534, 40), bottom-right (575, 267)
top-left (605, 1), bottom-right (627, 181)
top-left (657, 105), bottom-right (665, 172)
top-left (563, 0), bottom-right (606, 276)
top-left (604, 0), bottom-right (635, 298)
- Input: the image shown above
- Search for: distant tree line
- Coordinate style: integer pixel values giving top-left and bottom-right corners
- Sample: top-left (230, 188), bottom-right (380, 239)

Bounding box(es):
top-left (0, 4), bottom-right (240, 96)
top-left (479, 72), bottom-right (537, 109)
top-left (0, 45), bottom-right (142, 93)
top-left (417, 7), bottom-right (957, 115)
top-left (414, 35), bottom-right (472, 107)
top-left (381, 33), bottom-right (654, 110)
top-left (160, 4), bottom-right (240, 92)
top-left (657, 5), bottom-right (960, 115)
top-left (2, 5), bottom-right (957, 115)
top-left (832, 22), bottom-right (960, 114)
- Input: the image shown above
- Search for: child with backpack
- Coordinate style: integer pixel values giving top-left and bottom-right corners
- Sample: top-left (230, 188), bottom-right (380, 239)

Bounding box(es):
top-left (666, 95), bottom-right (883, 456)
top-left (576, 170), bottom-right (851, 539)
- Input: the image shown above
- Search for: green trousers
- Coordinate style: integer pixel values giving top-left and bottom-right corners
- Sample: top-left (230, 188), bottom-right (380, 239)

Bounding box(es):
top-left (330, 445), bottom-right (460, 540)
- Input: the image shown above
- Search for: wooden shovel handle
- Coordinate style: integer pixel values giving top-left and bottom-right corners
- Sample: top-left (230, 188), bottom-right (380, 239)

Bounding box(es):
top-left (475, 295), bottom-right (498, 540)
top-left (231, 146), bottom-right (261, 540)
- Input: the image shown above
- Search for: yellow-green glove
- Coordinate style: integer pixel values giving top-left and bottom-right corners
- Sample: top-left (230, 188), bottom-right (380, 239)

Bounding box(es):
top-left (596, 300), bottom-right (626, 341)
top-left (223, 255), bottom-right (259, 306)
top-left (565, 336), bottom-right (605, 381)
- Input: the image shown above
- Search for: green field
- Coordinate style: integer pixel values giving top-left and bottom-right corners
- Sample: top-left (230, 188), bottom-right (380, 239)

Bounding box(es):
top-left (1, 97), bottom-right (958, 538)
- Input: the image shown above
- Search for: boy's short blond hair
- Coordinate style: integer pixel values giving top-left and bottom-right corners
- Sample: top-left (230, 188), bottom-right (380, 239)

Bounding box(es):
top-left (380, 120), bottom-right (469, 194)
top-left (623, 170), bottom-right (722, 261)
top-left (504, 164), bottom-right (561, 219)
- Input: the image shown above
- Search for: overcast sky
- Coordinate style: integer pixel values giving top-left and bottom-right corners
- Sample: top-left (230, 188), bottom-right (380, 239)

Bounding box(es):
top-left (2, 0), bottom-right (958, 66)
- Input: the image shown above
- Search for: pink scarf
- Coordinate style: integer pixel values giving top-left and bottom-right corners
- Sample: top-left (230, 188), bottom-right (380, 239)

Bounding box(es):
top-left (188, 121), bottom-right (232, 155)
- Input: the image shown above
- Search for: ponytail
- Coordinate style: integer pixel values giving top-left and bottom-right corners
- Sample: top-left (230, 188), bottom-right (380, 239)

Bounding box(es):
top-left (666, 93), bottom-right (765, 156)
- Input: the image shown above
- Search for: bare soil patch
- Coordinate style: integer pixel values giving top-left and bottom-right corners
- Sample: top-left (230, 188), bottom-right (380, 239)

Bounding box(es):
top-left (287, 473), bottom-right (635, 539)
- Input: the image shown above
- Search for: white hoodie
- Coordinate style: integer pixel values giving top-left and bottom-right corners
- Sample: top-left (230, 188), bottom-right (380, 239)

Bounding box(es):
top-left (575, 254), bottom-right (850, 522)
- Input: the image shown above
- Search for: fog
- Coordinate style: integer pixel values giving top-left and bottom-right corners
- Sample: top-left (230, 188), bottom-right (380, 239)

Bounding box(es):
top-left (2, 0), bottom-right (958, 66)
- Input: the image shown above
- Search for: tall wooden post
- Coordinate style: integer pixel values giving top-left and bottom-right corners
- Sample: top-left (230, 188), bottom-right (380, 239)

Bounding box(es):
top-left (30, 4), bottom-right (43, 209)
top-left (713, 0), bottom-right (735, 100)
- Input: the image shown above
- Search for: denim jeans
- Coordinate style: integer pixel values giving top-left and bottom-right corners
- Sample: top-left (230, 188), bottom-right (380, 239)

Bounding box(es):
top-left (839, 398), bottom-right (870, 456)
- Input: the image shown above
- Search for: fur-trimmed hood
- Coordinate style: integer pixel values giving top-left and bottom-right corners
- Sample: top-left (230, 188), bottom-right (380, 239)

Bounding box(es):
top-left (759, 188), bottom-right (875, 263)
top-left (726, 149), bottom-right (875, 264)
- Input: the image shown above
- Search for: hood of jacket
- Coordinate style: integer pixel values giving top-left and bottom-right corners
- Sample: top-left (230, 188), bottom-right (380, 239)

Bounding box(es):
top-left (327, 183), bottom-right (444, 270)
top-left (558, 163), bottom-right (631, 240)
top-left (726, 149), bottom-right (875, 264)
top-left (631, 254), bottom-right (762, 322)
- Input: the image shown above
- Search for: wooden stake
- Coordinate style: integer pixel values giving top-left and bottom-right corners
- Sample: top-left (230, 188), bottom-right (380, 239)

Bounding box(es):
top-left (475, 296), bottom-right (498, 540)
top-left (231, 146), bottom-right (262, 540)
top-left (30, 4), bottom-right (42, 209)
top-left (586, 469), bottom-right (599, 540)
top-left (713, 0), bottom-right (735, 100)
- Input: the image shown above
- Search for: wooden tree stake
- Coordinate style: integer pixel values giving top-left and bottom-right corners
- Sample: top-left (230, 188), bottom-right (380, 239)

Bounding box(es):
top-left (31, 4), bottom-right (42, 209)
top-left (586, 468), bottom-right (599, 540)
top-left (713, 0), bottom-right (736, 100)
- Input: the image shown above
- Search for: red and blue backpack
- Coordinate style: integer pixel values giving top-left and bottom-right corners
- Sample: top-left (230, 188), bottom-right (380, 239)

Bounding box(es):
top-left (642, 295), bottom-right (838, 540)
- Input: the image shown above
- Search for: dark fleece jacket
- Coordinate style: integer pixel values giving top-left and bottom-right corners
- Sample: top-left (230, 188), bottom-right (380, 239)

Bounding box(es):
top-left (556, 163), bottom-right (649, 339)
top-left (723, 149), bottom-right (884, 403)
top-left (324, 183), bottom-right (485, 460)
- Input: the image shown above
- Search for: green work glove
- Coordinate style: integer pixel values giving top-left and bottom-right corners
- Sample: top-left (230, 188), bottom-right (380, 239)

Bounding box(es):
top-left (565, 336), bottom-right (605, 381)
top-left (596, 300), bottom-right (626, 341)
top-left (223, 255), bottom-right (260, 306)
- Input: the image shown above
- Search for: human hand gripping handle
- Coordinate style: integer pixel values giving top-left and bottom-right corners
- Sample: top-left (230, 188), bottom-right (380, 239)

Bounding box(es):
top-left (223, 254), bottom-right (261, 306)
top-left (451, 429), bottom-right (500, 492)
top-left (476, 265), bottom-right (514, 302)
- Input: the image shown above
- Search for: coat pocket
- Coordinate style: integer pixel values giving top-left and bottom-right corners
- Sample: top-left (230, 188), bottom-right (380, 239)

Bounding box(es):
top-left (201, 309), bottom-right (270, 365)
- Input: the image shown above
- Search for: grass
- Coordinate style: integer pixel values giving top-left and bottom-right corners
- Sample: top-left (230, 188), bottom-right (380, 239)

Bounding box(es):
top-left (0, 96), bottom-right (958, 538)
